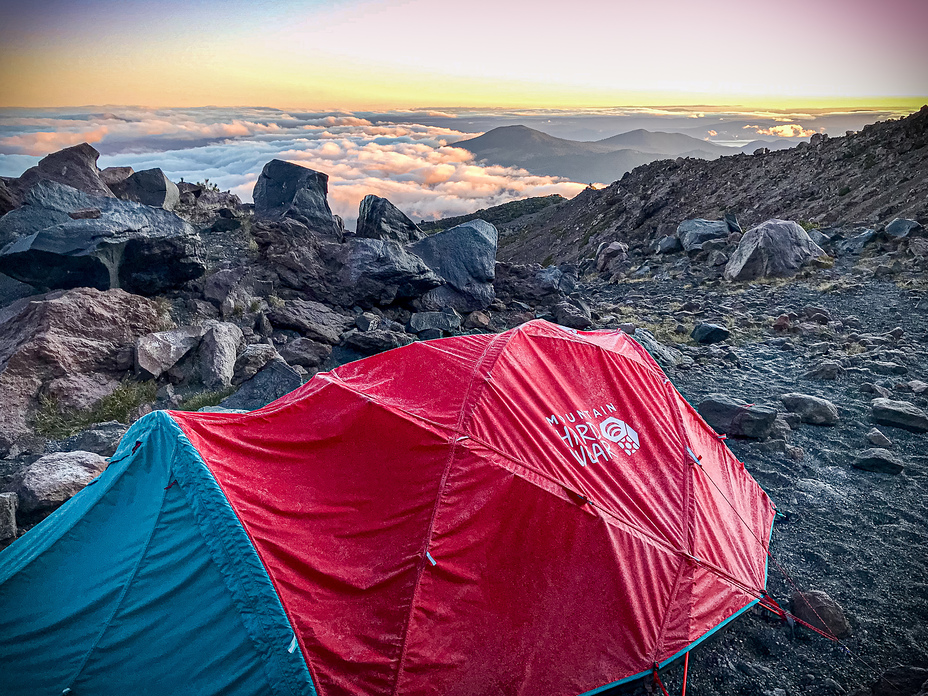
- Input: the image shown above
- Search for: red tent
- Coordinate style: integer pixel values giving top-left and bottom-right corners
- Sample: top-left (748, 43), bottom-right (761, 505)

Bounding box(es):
top-left (170, 319), bottom-right (775, 695)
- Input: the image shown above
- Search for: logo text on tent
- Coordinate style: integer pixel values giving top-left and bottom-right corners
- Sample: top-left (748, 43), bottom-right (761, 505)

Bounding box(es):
top-left (546, 404), bottom-right (640, 467)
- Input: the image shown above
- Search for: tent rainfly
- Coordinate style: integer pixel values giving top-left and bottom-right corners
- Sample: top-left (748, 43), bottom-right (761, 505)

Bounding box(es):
top-left (0, 320), bottom-right (775, 696)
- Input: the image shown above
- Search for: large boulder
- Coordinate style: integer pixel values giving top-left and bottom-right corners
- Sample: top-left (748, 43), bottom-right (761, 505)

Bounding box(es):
top-left (780, 393), bottom-right (840, 426)
top-left (677, 219), bottom-right (731, 252)
top-left (356, 195), bottom-right (425, 243)
top-left (697, 394), bottom-right (778, 439)
top-left (853, 448), bottom-right (904, 475)
top-left (267, 300), bottom-right (352, 344)
top-left (11, 451), bottom-right (108, 514)
top-left (8, 143), bottom-right (114, 206)
top-left (199, 322), bottom-right (244, 389)
top-left (135, 326), bottom-right (207, 379)
top-left (409, 220), bottom-right (498, 312)
top-left (253, 160), bottom-right (341, 238)
top-left (341, 329), bottom-right (415, 356)
top-left (219, 359), bottom-right (302, 411)
top-left (724, 219), bottom-right (826, 281)
top-left (790, 590), bottom-right (852, 638)
top-left (0, 288), bottom-right (162, 453)
top-left (277, 338), bottom-right (331, 369)
top-left (110, 168), bottom-right (180, 211)
top-left (0, 181), bottom-right (205, 295)
top-left (871, 398), bottom-right (928, 433)
top-left (494, 262), bottom-right (576, 306)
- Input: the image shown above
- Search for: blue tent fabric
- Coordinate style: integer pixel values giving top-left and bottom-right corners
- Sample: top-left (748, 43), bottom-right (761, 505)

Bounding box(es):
top-left (0, 411), bottom-right (315, 696)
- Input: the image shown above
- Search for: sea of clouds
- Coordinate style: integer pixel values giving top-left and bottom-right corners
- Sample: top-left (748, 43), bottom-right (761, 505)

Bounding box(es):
top-left (0, 106), bottom-right (902, 229)
top-left (0, 107), bottom-right (588, 228)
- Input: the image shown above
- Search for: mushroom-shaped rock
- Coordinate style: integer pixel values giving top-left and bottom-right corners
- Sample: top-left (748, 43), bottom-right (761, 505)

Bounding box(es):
top-left (724, 219), bottom-right (826, 281)
top-left (356, 195), bottom-right (425, 243)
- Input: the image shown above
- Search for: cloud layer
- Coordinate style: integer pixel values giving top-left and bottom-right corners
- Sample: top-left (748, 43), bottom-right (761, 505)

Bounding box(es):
top-left (0, 107), bottom-right (584, 228)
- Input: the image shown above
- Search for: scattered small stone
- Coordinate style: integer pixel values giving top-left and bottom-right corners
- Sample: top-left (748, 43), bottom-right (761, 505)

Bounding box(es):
top-left (409, 311), bottom-right (461, 334)
top-left (866, 427), bottom-right (893, 448)
top-left (781, 393), bottom-right (840, 425)
top-left (12, 451), bottom-right (108, 514)
top-left (853, 448), bottom-right (903, 474)
top-left (861, 382), bottom-right (892, 399)
top-left (804, 360), bottom-right (845, 380)
top-left (697, 394), bottom-right (778, 439)
top-left (691, 323), bottom-right (730, 344)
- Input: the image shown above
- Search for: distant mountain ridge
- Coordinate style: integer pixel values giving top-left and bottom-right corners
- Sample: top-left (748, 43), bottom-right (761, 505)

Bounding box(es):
top-left (453, 125), bottom-right (748, 184)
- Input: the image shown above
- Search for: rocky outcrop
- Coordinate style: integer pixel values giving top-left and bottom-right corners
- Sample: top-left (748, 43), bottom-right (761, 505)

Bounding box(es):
top-left (493, 262), bottom-right (575, 306)
top-left (11, 451), bottom-right (108, 514)
top-left (0, 181), bottom-right (205, 295)
top-left (253, 160), bottom-right (342, 238)
top-left (853, 448), bottom-right (904, 474)
top-left (110, 168), bottom-right (180, 211)
top-left (99, 166), bottom-right (134, 188)
top-left (356, 195), bottom-right (425, 243)
top-left (267, 300), bottom-right (352, 344)
top-left (724, 219), bottom-right (827, 281)
top-left (409, 220), bottom-right (498, 312)
top-left (677, 219), bottom-right (732, 252)
top-left (0, 288), bottom-right (162, 453)
top-left (7, 143), bottom-right (114, 206)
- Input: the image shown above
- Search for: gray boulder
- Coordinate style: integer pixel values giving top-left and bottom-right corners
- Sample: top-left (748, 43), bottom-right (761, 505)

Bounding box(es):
top-left (554, 301), bottom-right (593, 330)
top-left (853, 448), bottom-right (904, 475)
top-left (790, 590), bottom-right (851, 638)
top-left (884, 218), bottom-right (923, 239)
top-left (9, 143), bottom-right (114, 205)
top-left (110, 168), bottom-right (180, 211)
top-left (781, 393), bottom-right (839, 425)
top-left (724, 219), bottom-right (826, 281)
top-left (278, 338), bottom-right (331, 369)
top-left (409, 220), bottom-right (498, 312)
top-left (12, 451), bottom-right (107, 514)
top-left (339, 238), bottom-right (443, 306)
top-left (135, 326), bottom-right (207, 379)
top-left (834, 228), bottom-right (875, 255)
top-left (199, 322), bottom-right (244, 389)
top-left (50, 421), bottom-right (129, 457)
top-left (871, 398), bottom-right (928, 433)
top-left (0, 181), bottom-right (204, 295)
top-left (655, 235), bottom-right (683, 254)
top-left (341, 329), bottom-right (415, 356)
top-left (219, 359), bottom-right (302, 411)
top-left (356, 195), bottom-right (425, 243)
top-left (232, 344), bottom-right (281, 385)
top-left (409, 311), bottom-right (461, 334)
top-left (677, 219), bottom-right (730, 252)
top-left (697, 394), bottom-right (778, 439)
top-left (99, 166), bottom-right (134, 188)
top-left (691, 323), bottom-right (730, 344)
top-left (267, 300), bottom-right (352, 344)
top-left (253, 160), bottom-right (341, 237)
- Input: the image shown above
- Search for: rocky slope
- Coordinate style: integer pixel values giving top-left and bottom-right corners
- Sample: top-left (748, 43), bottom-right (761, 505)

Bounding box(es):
top-left (497, 105), bottom-right (928, 266)
top-left (0, 125), bottom-right (926, 696)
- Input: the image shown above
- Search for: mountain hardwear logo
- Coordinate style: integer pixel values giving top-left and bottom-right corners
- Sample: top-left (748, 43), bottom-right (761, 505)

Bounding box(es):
top-left (545, 403), bottom-right (640, 467)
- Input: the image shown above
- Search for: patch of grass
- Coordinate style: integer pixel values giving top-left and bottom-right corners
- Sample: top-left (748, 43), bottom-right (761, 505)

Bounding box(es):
top-left (799, 220), bottom-right (821, 231)
top-left (267, 295), bottom-right (285, 308)
top-left (174, 387), bottom-right (237, 412)
top-left (34, 380), bottom-right (157, 439)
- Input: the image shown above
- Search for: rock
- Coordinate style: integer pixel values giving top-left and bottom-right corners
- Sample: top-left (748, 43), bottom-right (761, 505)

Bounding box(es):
top-left (884, 218), bottom-right (923, 239)
top-left (866, 427), bottom-right (893, 448)
top-left (804, 360), bottom-right (845, 380)
top-left (278, 337), bottom-right (332, 369)
top-left (0, 288), bottom-right (162, 453)
top-left (12, 451), bottom-right (107, 514)
top-left (0, 492), bottom-right (17, 541)
top-left (199, 322), bottom-right (244, 389)
top-left (355, 312), bottom-right (380, 332)
top-left (52, 421), bottom-right (128, 457)
top-left (790, 590), bottom-right (852, 638)
top-left (135, 326), bottom-right (207, 379)
top-left (337, 238), bottom-right (444, 307)
top-left (464, 310), bottom-right (491, 330)
top-left (219, 359), bottom-right (302, 411)
top-left (909, 380), bottom-right (928, 395)
top-left (655, 235), bottom-right (682, 254)
top-left (355, 194), bottom-right (426, 243)
top-left (99, 166), bottom-right (134, 188)
top-left (253, 160), bottom-right (341, 237)
top-left (267, 300), bottom-right (352, 344)
top-left (595, 241), bottom-right (629, 273)
top-left (724, 219), bottom-right (826, 281)
top-left (871, 398), bottom-right (928, 433)
top-left (871, 666), bottom-right (928, 696)
top-left (853, 448), bottom-right (904, 474)
top-left (0, 181), bottom-right (205, 295)
top-left (553, 301), bottom-right (592, 330)
top-left (697, 394), bottom-right (778, 439)
top-left (341, 329), bottom-right (416, 356)
top-left (232, 344), bottom-right (281, 385)
top-left (632, 329), bottom-right (689, 369)
top-left (409, 220), bottom-right (498, 312)
top-left (409, 311), bottom-right (461, 334)
top-left (9, 143), bottom-right (114, 204)
top-left (45, 373), bottom-right (121, 411)
top-left (835, 228), bottom-right (875, 255)
top-left (109, 168), bottom-right (180, 210)
top-left (691, 323), bottom-right (730, 344)
top-left (781, 393), bottom-right (840, 425)
top-left (677, 219), bottom-right (730, 252)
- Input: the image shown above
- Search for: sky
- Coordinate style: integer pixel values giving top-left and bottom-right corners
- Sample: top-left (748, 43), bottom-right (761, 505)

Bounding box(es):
top-left (1, 0), bottom-right (927, 109)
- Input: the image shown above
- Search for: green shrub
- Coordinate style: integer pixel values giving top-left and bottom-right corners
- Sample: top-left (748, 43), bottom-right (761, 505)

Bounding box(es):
top-left (34, 380), bottom-right (157, 439)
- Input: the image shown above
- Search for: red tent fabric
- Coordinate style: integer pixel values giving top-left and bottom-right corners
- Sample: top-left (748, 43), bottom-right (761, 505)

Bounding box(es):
top-left (172, 320), bottom-right (774, 696)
